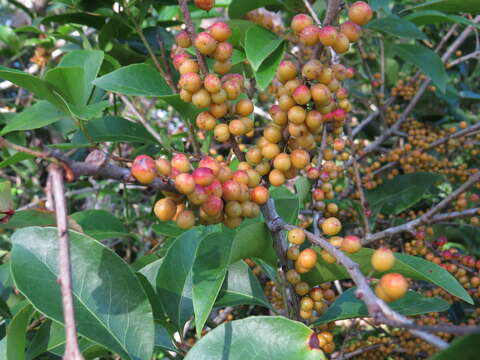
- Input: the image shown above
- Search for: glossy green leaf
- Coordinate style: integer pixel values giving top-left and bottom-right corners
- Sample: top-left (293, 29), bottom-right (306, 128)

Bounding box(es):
top-left (137, 259), bottom-right (167, 322)
top-left (428, 334), bottom-right (480, 360)
top-left (408, 0), bottom-right (480, 14)
top-left (388, 44), bottom-right (447, 93)
top-left (6, 303), bottom-right (33, 360)
top-left (185, 316), bottom-right (325, 360)
top-left (228, 0), bottom-right (282, 18)
top-left (245, 26), bottom-right (284, 71)
top-left (152, 221), bottom-right (186, 237)
top-left (0, 101), bottom-right (67, 136)
top-left (154, 322), bottom-right (177, 353)
top-left (0, 152), bottom-right (35, 169)
top-left (193, 230), bottom-right (235, 335)
top-left (73, 116), bottom-right (157, 144)
top-left (0, 67), bottom-right (64, 109)
top-left (255, 44), bottom-right (285, 91)
top-left (365, 16), bottom-right (427, 39)
top-left (44, 66), bottom-right (86, 106)
top-left (295, 177), bottom-right (311, 207)
top-left (58, 50), bottom-right (104, 105)
top-left (27, 320), bottom-right (107, 360)
top-left (0, 180), bottom-right (12, 212)
top-left (11, 227), bottom-right (155, 360)
top-left (303, 248), bottom-right (473, 304)
top-left (41, 12), bottom-right (107, 28)
top-left (365, 172), bottom-right (444, 215)
top-left (405, 10), bottom-right (480, 27)
top-left (313, 288), bottom-right (449, 325)
top-left (0, 210), bottom-right (56, 229)
top-left (230, 222), bottom-right (276, 265)
top-left (215, 261), bottom-right (270, 308)
top-left (270, 185), bottom-right (299, 225)
top-left (93, 64), bottom-right (173, 97)
top-left (156, 228), bottom-right (205, 331)
top-left (71, 209), bottom-right (130, 240)
top-left (161, 94), bottom-right (201, 123)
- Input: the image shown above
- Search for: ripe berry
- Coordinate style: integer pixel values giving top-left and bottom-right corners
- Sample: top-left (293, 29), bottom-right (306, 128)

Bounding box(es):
top-left (348, 1), bottom-right (373, 26)
top-left (179, 72), bottom-right (202, 93)
top-left (320, 250), bottom-right (336, 264)
top-left (154, 198), bottom-right (177, 221)
top-left (273, 153), bottom-right (291, 172)
top-left (199, 156), bottom-right (220, 176)
top-left (210, 103), bottom-right (228, 118)
top-left (131, 155), bottom-right (156, 184)
top-left (340, 21), bottom-right (362, 42)
top-left (297, 248), bottom-right (318, 269)
top-left (318, 26), bottom-right (338, 46)
top-left (311, 84), bottom-right (331, 105)
top-left (213, 42), bottom-right (233, 62)
top-left (201, 195), bottom-right (224, 216)
top-left (321, 217), bottom-right (342, 235)
top-left (155, 157), bottom-right (171, 177)
top-left (250, 185), bottom-right (269, 204)
top-left (196, 111), bottom-right (217, 130)
top-left (229, 119), bottom-right (247, 136)
top-left (341, 235), bottom-right (362, 254)
top-left (194, 0), bottom-right (215, 11)
top-left (286, 269), bottom-right (301, 284)
top-left (269, 169), bottom-right (286, 186)
top-left (192, 88), bottom-right (212, 108)
top-left (209, 21), bottom-right (231, 42)
top-left (213, 60), bottom-right (232, 75)
top-left (179, 59), bottom-right (199, 75)
top-left (194, 32), bottom-right (217, 55)
top-left (292, 85), bottom-right (312, 105)
top-left (236, 98), bottom-right (254, 116)
top-left (291, 14), bottom-right (314, 34)
top-left (299, 25), bottom-right (319, 46)
top-left (175, 31), bottom-right (191, 48)
top-left (371, 247), bottom-right (395, 272)
top-left (171, 154), bottom-right (191, 173)
top-left (277, 60), bottom-right (297, 83)
top-left (192, 167), bottom-right (215, 186)
top-left (288, 228), bottom-right (306, 245)
top-left (379, 273), bottom-right (408, 301)
top-left (295, 281), bottom-right (310, 296)
top-left (175, 173), bottom-right (196, 195)
top-left (176, 209), bottom-right (195, 229)
top-left (222, 180), bottom-right (241, 201)
top-left (204, 74), bottom-right (222, 93)
top-left (332, 33), bottom-right (350, 53)
top-left (205, 179), bottom-right (223, 197)
top-left (188, 184), bottom-right (208, 205)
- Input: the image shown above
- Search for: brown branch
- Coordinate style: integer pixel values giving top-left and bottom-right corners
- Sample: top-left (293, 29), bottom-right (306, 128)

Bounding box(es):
top-left (281, 222), bottom-right (448, 349)
top-left (0, 136), bottom-right (59, 163)
top-left (447, 50), bottom-right (480, 68)
top-left (425, 122), bottom-right (480, 151)
top-left (324, 0), bottom-right (343, 26)
top-left (229, 136), bottom-right (245, 162)
top-left (303, 0), bottom-right (322, 25)
top-left (49, 164), bottom-right (84, 360)
top-left (261, 200), bottom-right (300, 320)
top-left (315, 126), bottom-right (328, 171)
top-left (156, 33), bottom-right (177, 93)
top-left (178, 0), bottom-right (209, 76)
top-left (346, 118), bottom-right (369, 235)
top-left (363, 207), bottom-right (480, 245)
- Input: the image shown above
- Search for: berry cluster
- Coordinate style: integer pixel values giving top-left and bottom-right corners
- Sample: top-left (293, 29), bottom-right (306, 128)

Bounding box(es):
top-left (131, 154), bottom-right (269, 230)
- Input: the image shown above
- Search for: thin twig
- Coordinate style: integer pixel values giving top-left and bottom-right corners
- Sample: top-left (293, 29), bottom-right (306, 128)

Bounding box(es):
top-left (49, 164), bottom-right (84, 360)
top-left (303, 0), bottom-right (322, 25)
top-left (178, 0), bottom-right (209, 76)
top-left (346, 118), bottom-right (369, 235)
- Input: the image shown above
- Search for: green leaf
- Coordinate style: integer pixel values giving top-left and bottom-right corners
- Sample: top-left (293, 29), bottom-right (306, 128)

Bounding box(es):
top-left (365, 16), bottom-right (427, 39)
top-left (0, 67), bottom-right (65, 109)
top-left (245, 26), bottom-right (284, 71)
top-left (270, 186), bottom-right (299, 225)
top-left (255, 44), bottom-right (285, 91)
top-left (70, 209), bottom-right (130, 240)
top-left (0, 210), bottom-right (56, 229)
top-left (11, 227), bottom-right (155, 360)
top-left (152, 221), bottom-right (186, 238)
top-left (0, 180), bottom-right (12, 212)
top-left (185, 316), bottom-right (325, 360)
top-left (408, 0), bottom-right (480, 14)
top-left (388, 44), bottom-right (447, 93)
top-left (57, 50), bottom-right (105, 105)
top-left (44, 66), bottom-right (86, 106)
top-left (156, 228), bottom-right (205, 331)
top-left (365, 172), bottom-right (444, 215)
top-left (161, 94), bottom-right (201, 124)
top-left (41, 12), bottom-right (107, 28)
top-left (303, 248), bottom-right (473, 304)
top-left (215, 260), bottom-right (270, 308)
top-left (228, 0), bottom-right (282, 18)
top-left (193, 230), bottom-right (235, 335)
top-left (295, 177), bottom-right (311, 207)
top-left (0, 152), bottom-right (35, 169)
top-left (73, 116), bottom-right (157, 144)
top-left (154, 322), bottom-right (177, 353)
top-left (93, 63), bottom-right (173, 97)
top-left (230, 222), bottom-right (276, 265)
top-left (428, 334), bottom-right (480, 360)
top-left (0, 101), bottom-right (67, 136)
top-left (6, 303), bottom-right (33, 360)
top-left (0, 25), bottom-right (20, 51)
top-left (404, 10), bottom-right (480, 28)
top-left (313, 288), bottom-right (449, 325)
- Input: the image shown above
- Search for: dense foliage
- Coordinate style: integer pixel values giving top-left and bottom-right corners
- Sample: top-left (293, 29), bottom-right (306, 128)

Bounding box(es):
top-left (0, 0), bottom-right (480, 359)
